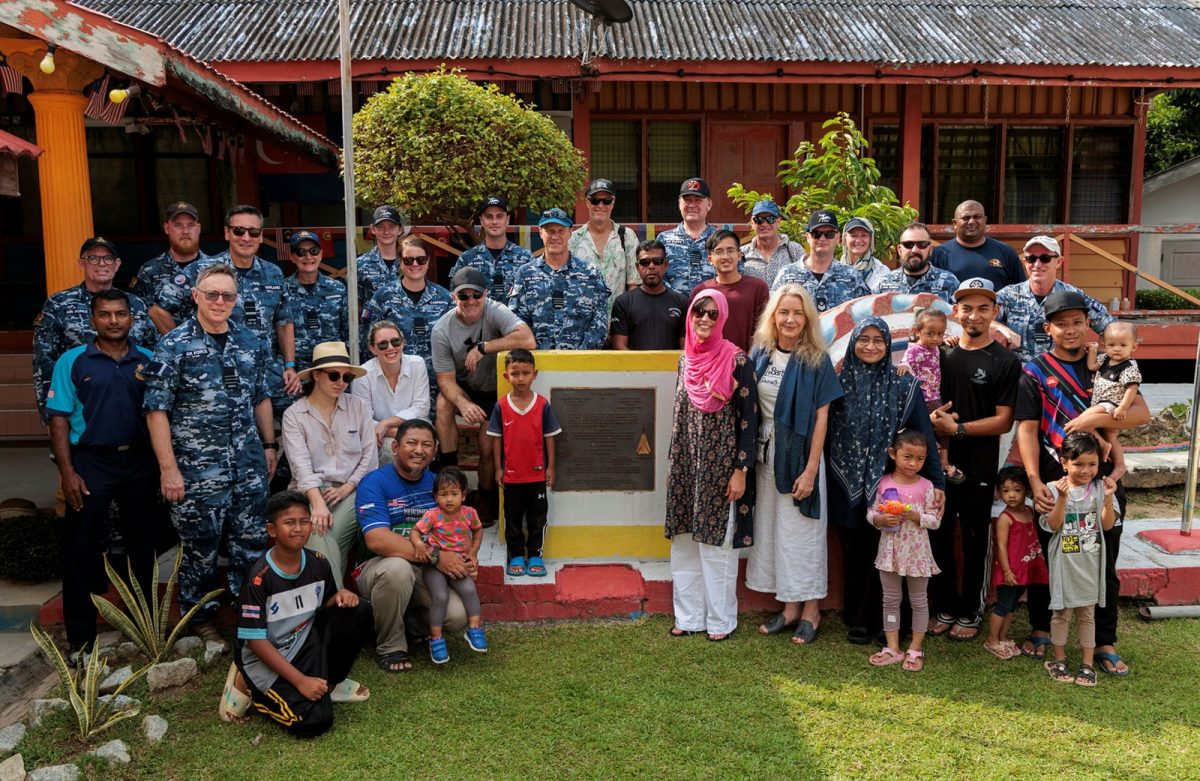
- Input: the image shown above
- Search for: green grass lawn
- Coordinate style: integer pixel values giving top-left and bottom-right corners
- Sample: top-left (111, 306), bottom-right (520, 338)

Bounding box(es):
top-left (22, 608), bottom-right (1200, 780)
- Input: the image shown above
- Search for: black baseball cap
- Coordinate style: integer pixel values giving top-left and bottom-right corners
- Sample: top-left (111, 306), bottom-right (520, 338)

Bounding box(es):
top-left (451, 267), bottom-right (487, 294)
top-left (478, 195), bottom-right (510, 214)
top-left (165, 201), bottom-right (199, 220)
top-left (1042, 290), bottom-right (1090, 319)
top-left (805, 210), bottom-right (840, 232)
top-left (80, 237), bottom-right (119, 256)
top-left (679, 177), bottom-right (710, 198)
top-left (586, 179), bottom-right (615, 197)
top-left (372, 205), bottom-right (402, 226)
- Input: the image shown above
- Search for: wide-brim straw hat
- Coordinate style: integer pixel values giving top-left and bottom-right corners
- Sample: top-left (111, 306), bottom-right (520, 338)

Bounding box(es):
top-left (297, 341), bottom-right (367, 381)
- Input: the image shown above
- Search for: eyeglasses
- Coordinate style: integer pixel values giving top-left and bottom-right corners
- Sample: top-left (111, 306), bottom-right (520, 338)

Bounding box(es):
top-left (456, 290), bottom-right (484, 301)
top-left (637, 257), bottom-right (666, 267)
top-left (374, 337), bottom-right (404, 350)
top-left (691, 307), bottom-right (720, 321)
top-left (402, 256), bottom-right (429, 266)
top-left (753, 214), bottom-right (778, 225)
top-left (321, 370), bottom-right (355, 383)
top-left (292, 246), bottom-right (321, 257)
top-left (1024, 254), bottom-right (1058, 264)
top-left (711, 247), bottom-right (741, 258)
top-left (588, 197), bottom-right (614, 206)
top-left (810, 229), bottom-right (838, 240)
top-left (197, 289), bottom-right (237, 302)
top-left (228, 226), bottom-right (263, 238)
top-left (900, 240), bottom-right (932, 250)
top-left (82, 255), bottom-right (119, 265)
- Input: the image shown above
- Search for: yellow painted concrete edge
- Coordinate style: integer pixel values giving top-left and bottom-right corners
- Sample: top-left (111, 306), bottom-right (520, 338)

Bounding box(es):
top-left (508, 523), bottom-right (670, 559)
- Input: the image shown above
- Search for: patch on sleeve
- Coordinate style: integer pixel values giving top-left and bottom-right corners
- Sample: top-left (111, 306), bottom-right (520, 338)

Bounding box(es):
top-left (240, 604), bottom-right (262, 619)
top-left (140, 360), bottom-right (171, 379)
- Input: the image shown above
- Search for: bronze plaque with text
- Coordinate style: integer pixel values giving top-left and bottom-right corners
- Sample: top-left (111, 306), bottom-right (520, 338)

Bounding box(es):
top-left (552, 388), bottom-right (656, 492)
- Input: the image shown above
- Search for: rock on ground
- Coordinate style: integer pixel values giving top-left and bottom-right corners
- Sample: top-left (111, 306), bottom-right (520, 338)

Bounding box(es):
top-left (97, 694), bottom-right (140, 711)
top-left (29, 698), bottom-right (68, 727)
top-left (116, 642), bottom-right (141, 661)
top-left (0, 722), bottom-right (26, 752)
top-left (99, 665), bottom-right (133, 694)
top-left (147, 657), bottom-right (198, 693)
top-left (88, 739), bottom-right (131, 764)
top-left (0, 753), bottom-right (25, 781)
top-left (27, 765), bottom-right (79, 781)
top-left (142, 714), bottom-right (168, 743)
top-left (202, 641), bottom-right (226, 666)
top-left (172, 636), bottom-right (203, 658)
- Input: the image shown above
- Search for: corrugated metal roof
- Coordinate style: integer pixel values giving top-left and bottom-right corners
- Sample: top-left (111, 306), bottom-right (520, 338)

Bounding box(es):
top-left (71, 0), bottom-right (1200, 68)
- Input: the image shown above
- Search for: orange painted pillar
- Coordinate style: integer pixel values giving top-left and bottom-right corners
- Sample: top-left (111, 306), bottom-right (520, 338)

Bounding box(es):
top-left (28, 91), bottom-right (94, 296)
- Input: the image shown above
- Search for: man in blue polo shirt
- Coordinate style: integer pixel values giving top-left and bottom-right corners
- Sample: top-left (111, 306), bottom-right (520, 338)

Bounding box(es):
top-left (930, 200), bottom-right (1026, 291)
top-left (46, 289), bottom-right (159, 665)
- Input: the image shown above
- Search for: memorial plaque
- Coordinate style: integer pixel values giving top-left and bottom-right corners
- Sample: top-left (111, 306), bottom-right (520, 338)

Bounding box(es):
top-left (552, 387), bottom-right (656, 492)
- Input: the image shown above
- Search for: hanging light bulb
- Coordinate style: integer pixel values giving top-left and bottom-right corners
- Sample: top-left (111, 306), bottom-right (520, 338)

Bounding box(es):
top-left (109, 84), bottom-right (140, 103)
top-left (39, 45), bottom-right (56, 75)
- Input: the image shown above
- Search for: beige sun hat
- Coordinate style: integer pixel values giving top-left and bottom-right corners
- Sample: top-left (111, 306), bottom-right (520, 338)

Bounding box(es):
top-left (296, 341), bottom-right (367, 382)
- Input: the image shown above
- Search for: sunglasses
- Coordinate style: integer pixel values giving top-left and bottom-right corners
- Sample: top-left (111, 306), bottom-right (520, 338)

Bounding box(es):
top-left (588, 197), bottom-right (614, 206)
top-left (374, 337), bottom-right (404, 350)
top-left (1025, 254), bottom-right (1058, 264)
top-left (637, 257), bottom-right (666, 267)
top-left (810, 229), bottom-right (838, 240)
top-left (753, 214), bottom-right (778, 225)
top-left (691, 307), bottom-right (720, 321)
top-left (900, 240), bottom-right (932, 250)
top-left (402, 256), bottom-right (429, 266)
top-left (456, 290), bottom-right (484, 301)
top-left (292, 246), bottom-right (321, 257)
top-left (227, 225), bottom-right (263, 238)
top-left (82, 255), bottom-right (119, 265)
top-left (321, 370), bottom-right (355, 383)
top-left (197, 289), bottom-right (237, 302)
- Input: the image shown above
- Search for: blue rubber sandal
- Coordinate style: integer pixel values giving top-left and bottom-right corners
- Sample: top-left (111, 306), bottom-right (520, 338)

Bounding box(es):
top-left (507, 556), bottom-right (526, 577)
top-left (526, 556), bottom-right (547, 577)
top-left (1095, 651), bottom-right (1131, 676)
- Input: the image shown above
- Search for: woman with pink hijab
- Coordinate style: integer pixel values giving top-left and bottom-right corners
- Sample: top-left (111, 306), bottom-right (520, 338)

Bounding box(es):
top-left (665, 289), bottom-right (759, 641)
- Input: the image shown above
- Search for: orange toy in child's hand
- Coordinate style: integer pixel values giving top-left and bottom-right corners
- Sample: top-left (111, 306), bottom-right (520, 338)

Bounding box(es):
top-left (879, 500), bottom-right (908, 516)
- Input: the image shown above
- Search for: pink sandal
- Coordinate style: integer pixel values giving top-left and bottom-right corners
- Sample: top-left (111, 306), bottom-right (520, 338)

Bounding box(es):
top-left (869, 647), bottom-right (905, 666)
top-left (903, 649), bottom-right (925, 672)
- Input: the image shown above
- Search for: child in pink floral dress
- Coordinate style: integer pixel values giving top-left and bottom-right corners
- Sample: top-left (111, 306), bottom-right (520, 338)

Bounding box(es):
top-left (900, 308), bottom-right (963, 484)
top-left (867, 429), bottom-right (942, 672)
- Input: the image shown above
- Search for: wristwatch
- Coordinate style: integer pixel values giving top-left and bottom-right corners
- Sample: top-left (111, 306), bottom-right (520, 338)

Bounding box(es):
top-left (475, 340), bottom-right (487, 355)
top-left (262, 442), bottom-right (279, 450)
top-left (954, 423), bottom-right (967, 439)
top-left (428, 548), bottom-right (441, 565)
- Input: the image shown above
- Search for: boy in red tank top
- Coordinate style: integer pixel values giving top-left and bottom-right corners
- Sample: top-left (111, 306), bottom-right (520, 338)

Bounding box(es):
top-left (487, 349), bottom-right (562, 577)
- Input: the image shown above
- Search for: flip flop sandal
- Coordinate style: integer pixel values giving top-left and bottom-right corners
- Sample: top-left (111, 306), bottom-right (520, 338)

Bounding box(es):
top-left (1075, 663), bottom-right (1098, 688)
top-left (791, 620), bottom-right (819, 646)
top-left (507, 557), bottom-right (526, 577)
top-left (903, 649), bottom-right (925, 672)
top-left (1044, 659), bottom-right (1074, 682)
top-left (759, 613), bottom-right (799, 636)
top-left (869, 647), bottom-right (905, 666)
top-left (376, 650), bottom-right (412, 673)
top-left (526, 556), bottom-right (547, 577)
top-left (927, 614), bottom-right (956, 637)
top-left (1095, 651), bottom-right (1131, 677)
top-left (1021, 635), bottom-right (1051, 659)
top-left (219, 663), bottom-right (252, 722)
top-left (330, 678), bottom-right (370, 703)
top-left (668, 627), bottom-right (702, 638)
top-left (949, 617), bottom-right (982, 642)
top-left (707, 630), bottom-right (734, 642)
top-left (984, 641), bottom-right (1018, 660)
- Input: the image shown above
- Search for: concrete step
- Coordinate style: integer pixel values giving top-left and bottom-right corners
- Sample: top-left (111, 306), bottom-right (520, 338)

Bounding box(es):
top-left (0, 384), bottom-right (36, 411)
top-left (0, 355), bottom-right (32, 384)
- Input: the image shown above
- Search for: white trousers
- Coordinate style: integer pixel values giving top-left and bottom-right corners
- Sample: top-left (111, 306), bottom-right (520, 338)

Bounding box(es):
top-left (745, 453), bottom-right (829, 603)
top-left (670, 508), bottom-right (739, 635)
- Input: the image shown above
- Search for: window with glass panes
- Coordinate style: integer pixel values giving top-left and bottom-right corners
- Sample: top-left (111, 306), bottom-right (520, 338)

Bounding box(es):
top-left (588, 119), bottom-right (701, 223)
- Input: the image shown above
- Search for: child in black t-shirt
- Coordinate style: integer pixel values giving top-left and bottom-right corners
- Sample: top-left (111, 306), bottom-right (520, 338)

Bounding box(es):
top-left (220, 490), bottom-right (373, 737)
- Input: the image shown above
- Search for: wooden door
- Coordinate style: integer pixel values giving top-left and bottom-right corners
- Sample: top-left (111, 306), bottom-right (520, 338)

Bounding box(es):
top-left (705, 123), bottom-right (788, 223)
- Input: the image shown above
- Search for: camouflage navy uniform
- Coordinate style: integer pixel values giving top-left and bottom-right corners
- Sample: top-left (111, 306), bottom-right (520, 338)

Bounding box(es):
top-left (771, 261), bottom-right (871, 312)
top-left (142, 318), bottom-right (272, 620)
top-left (130, 251), bottom-right (210, 322)
top-left (32, 284), bottom-right (157, 422)
top-left (872, 265), bottom-right (961, 305)
top-left (508, 255), bottom-right (611, 349)
top-left (171, 252), bottom-right (292, 403)
top-left (286, 273), bottom-right (348, 372)
top-left (658, 223), bottom-right (716, 295)
top-left (996, 279), bottom-right (1114, 364)
top-left (354, 245), bottom-right (399, 320)
top-left (451, 241), bottom-right (533, 301)
top-left (361, 280), bottom-right (453, 390)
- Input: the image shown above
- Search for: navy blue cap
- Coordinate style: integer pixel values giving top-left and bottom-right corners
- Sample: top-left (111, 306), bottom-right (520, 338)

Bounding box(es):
top-left (289, 230), bottom-right (320, 250)
top-left (538, 208), bottom-right (573, 228)
top-left (680, 177), bottom-right (710, 198)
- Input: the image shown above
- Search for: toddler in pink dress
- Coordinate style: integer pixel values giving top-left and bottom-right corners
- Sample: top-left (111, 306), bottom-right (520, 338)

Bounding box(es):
top-left (900, 307), bottom-right (963, 484)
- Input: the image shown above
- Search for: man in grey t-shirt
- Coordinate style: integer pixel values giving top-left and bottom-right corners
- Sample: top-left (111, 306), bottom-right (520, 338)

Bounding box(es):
top-left (431, 267), bottom-right (536, 523)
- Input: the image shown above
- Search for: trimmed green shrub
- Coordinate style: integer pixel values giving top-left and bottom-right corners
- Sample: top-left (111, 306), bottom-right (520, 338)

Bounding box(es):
top-left (1135, 288), bottom-right (1200, 310)
top-left (0, 508), bottom-right (63, 581)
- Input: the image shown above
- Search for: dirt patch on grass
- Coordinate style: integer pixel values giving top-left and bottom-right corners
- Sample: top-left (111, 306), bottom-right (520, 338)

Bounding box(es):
top-left (1124, 485), bottom-right (1189, 520)
top-left (1118, 408), bottom-right (1191, 448)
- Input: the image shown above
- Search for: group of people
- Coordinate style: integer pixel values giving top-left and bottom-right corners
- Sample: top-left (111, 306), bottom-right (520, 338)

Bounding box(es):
top-left (34, 176), bottom-right (1146, 737)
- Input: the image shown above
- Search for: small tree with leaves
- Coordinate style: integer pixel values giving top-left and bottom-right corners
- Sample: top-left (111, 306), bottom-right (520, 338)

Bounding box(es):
top-left (352, 67), bottom-right (588, 233)
top-left (728, 112), bottom-right (917, 260)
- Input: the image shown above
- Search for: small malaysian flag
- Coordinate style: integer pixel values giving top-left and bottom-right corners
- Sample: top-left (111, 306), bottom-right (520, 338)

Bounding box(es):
top-left (0, 66), bottom-right (25, 95)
